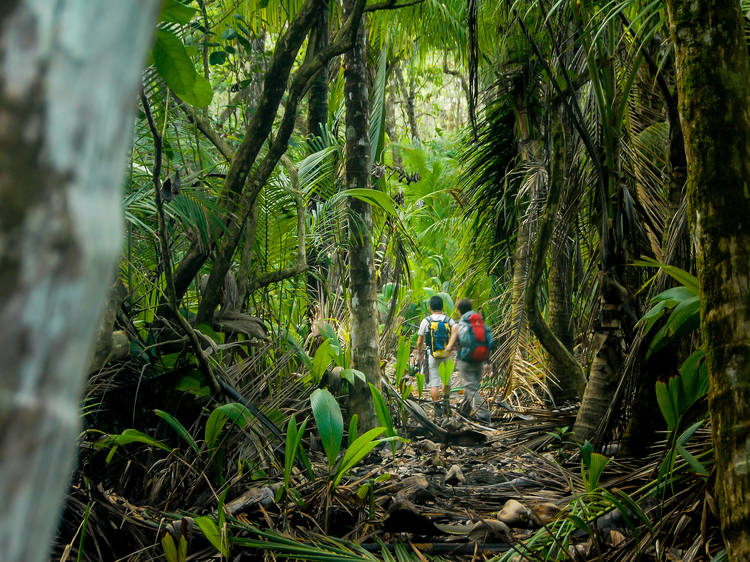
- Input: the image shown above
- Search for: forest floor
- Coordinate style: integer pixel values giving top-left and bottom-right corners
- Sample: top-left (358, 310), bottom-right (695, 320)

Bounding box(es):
top-left (58, 366), bottom-right (718, 561)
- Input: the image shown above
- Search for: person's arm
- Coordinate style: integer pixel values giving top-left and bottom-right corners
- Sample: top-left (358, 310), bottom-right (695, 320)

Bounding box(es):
top-left (416, 334), bottom-right (425, 358)
top-left (445, 323), bottom-right (460, 352)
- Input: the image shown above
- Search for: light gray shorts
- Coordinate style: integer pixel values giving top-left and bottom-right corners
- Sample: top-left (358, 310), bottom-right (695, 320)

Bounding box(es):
top-left (426, 354), bottom-right (453, 387)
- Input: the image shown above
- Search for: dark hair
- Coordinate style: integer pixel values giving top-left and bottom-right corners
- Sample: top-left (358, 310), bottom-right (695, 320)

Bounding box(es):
top-left (457, 298), bottom-right (472, 315)
top-left (428, 295), bottom-right (444, 311)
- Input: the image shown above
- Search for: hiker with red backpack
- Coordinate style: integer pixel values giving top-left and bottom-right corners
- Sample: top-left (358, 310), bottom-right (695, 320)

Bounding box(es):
top-left (445, 298), bottom-right (495, 423)
top-left (414, 295), bottom-right (456, 418)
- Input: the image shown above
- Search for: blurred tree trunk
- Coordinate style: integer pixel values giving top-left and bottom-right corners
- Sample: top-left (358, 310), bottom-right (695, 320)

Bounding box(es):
top-left (343, 0), bottom-right (378, 429)
top-left (547, 222), bottom-right (578, 404)
top-left (0, 2), bottom-right (157, 561)
top-left (666, 0), bottom-right (750, 557)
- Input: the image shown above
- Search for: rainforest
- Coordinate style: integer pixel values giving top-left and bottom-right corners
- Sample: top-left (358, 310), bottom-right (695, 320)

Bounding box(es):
top-left (1, 1), bottom-right (749, 561)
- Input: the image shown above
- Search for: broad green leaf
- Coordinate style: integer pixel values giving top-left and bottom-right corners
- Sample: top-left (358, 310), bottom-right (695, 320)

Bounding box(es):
top-left (348, 414), bottom-right (359, 448)
top-left (155, 409), bottom-right (199, 454)
top-left (369, 383), bottom-right (395, 440)
top-left (209, 50), bottom-right (227, 65)
top-left (311, 339), bottom-right (335, 384)
top-left (153, 30), bottom-right (213, 108)
top-left (394, 336), bottom-right (410, 387)
top-left (195, 516), bottom-right (228, 556)
top-left (159, 0), bottom-right (196, 24)
top-left (655, 381), bottom-right (677, 430)
top-left (663, 295), bottom-right (700, 340)
top-left (340, 368), bottom-right (366, 386)
top-left (310, 389), bottom-right (343, 468)
top-left (175, 375), bottom-right (210, 398)
top-left (205, 403), bottom-right (254, 448)
top-left (333, 427), bottom-right (387, 486)
top-left (337, 188), bottom-right (399, 216)
top-left (650, 286), bottom-right (695, 305)
top-left (438, 359), bottom-right (454, 386)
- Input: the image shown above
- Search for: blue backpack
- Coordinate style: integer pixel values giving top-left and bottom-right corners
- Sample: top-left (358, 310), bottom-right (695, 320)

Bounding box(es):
top-left (457, 310), bottom-right (494, 362)
top-left (426, 315), bottom-right (451, 358)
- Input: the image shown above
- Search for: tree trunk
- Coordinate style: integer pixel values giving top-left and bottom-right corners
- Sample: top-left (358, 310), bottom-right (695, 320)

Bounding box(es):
top-left (0, 2), bottom-right (157, 560)
top-left (307, 7), bottom-right (329, 141)
top-left (666, 0), bottom-right (750, 556)
top-left (343, 0), bottom-right (379, 430)
top-left (547, 221), bottom-right (578, 404)
top-left (394, 62), bottom-right (419, 142)
top-left (524, 112), bottom-right (587, 400)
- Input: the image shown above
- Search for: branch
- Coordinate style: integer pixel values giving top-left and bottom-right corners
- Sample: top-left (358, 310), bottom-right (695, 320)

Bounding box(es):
top-left (246, 157), bottom-right (307, 293)
top-left (173, 94), bottom-right (233, 160)
top-left (140, 91), bottom-right (177, 311)
top-left (365, 0), bottom-right (423, 11)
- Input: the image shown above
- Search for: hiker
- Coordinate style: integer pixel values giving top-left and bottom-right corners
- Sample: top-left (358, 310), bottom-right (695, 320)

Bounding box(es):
top-left (445, 298), bottom-right (494, 423)
top-left (414, 295), bottom-right (455, 417)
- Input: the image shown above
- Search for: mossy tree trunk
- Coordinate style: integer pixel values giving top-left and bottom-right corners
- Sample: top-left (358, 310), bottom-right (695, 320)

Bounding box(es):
top-left (524, 110), bottom-right (587, 401)
top-left (343, 0), bottom-right (378, 429)
top-left (0, 2), bottom-right (158, 560)
top-left (666, 0), bottom-right (750, 557)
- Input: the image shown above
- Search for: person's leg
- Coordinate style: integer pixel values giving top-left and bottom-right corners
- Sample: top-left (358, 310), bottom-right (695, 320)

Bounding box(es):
top-left (427, 355), bottom-right (443, 417)
top-left (458, 361), bottom-right (488, 421)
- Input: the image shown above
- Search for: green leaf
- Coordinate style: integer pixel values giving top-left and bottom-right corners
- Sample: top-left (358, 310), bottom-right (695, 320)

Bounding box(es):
top-left (195, 516), bottom-right (228, 556)
top-left (312, 339), bottom-right (335, 384)
top-left (114, 429), bottom-right (171, 452)
top-left (159, 0), bottom-right (196, 24)
top-left (205, 403), bottom-right (254, 448)
top-left (650, 286), bottom-right (695, 305)
top-left (340, 368), bottom-right (366, 386)
top-left (175, 375), bottom-right (210, 398)
top-left (677, 444), bottom-right (709, 476)
top-left (155, 409), bottom-right (200, 454)
top-left (161, 533), bottom-right (178, 562)
top-left (153, 30), bottom-right (213, 108)
top-left (438, 359), bottom-right (454, 387)
top-left (337, 188), bottom-right (399, 216)
top-left (394, 336), bottom-right (411, 387)
top-left (310, 389), bottom-right (343, 469)
top-left (586, 452), bottom-right (610, 491)
top-left (369, 383), bottom-right (395, 440)
top-left (209, 50), bottom-right (227, 65)
top-left (633, 258), bottom-right (698, 294)
top-left (663, 295), bottom-right (700, 340)
top-left (655, 381), bottom-right (677, 430)
top-left (348, 414), bottom-right (359, 448)
top-left (333, 427), bottom-right (387, 487)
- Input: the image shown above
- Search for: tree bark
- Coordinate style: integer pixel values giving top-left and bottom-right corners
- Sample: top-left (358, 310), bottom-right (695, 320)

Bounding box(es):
top-left (308, 7), bottom-right (329, 141)
top-left (547, 221), bottom-right (578, 404)
top-left (666, 0), bottom-right (750, 556)
top-left (524, 113), bottom-right (587, 400)
top-left (343, 0), bottom-right (379, 430)
top-left (0, 2), bottom-right (157, 560)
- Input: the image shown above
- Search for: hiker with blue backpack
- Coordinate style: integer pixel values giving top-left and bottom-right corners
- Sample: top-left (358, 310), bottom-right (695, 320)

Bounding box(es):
top-left (414, 295), bottom-right (455, 418)
top-left (445, 298), bottom-right (495, 423)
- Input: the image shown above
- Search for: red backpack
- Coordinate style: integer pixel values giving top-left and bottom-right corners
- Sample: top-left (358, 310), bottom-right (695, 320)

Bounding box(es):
top-left (457, 311), bottom-right (494, 362)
